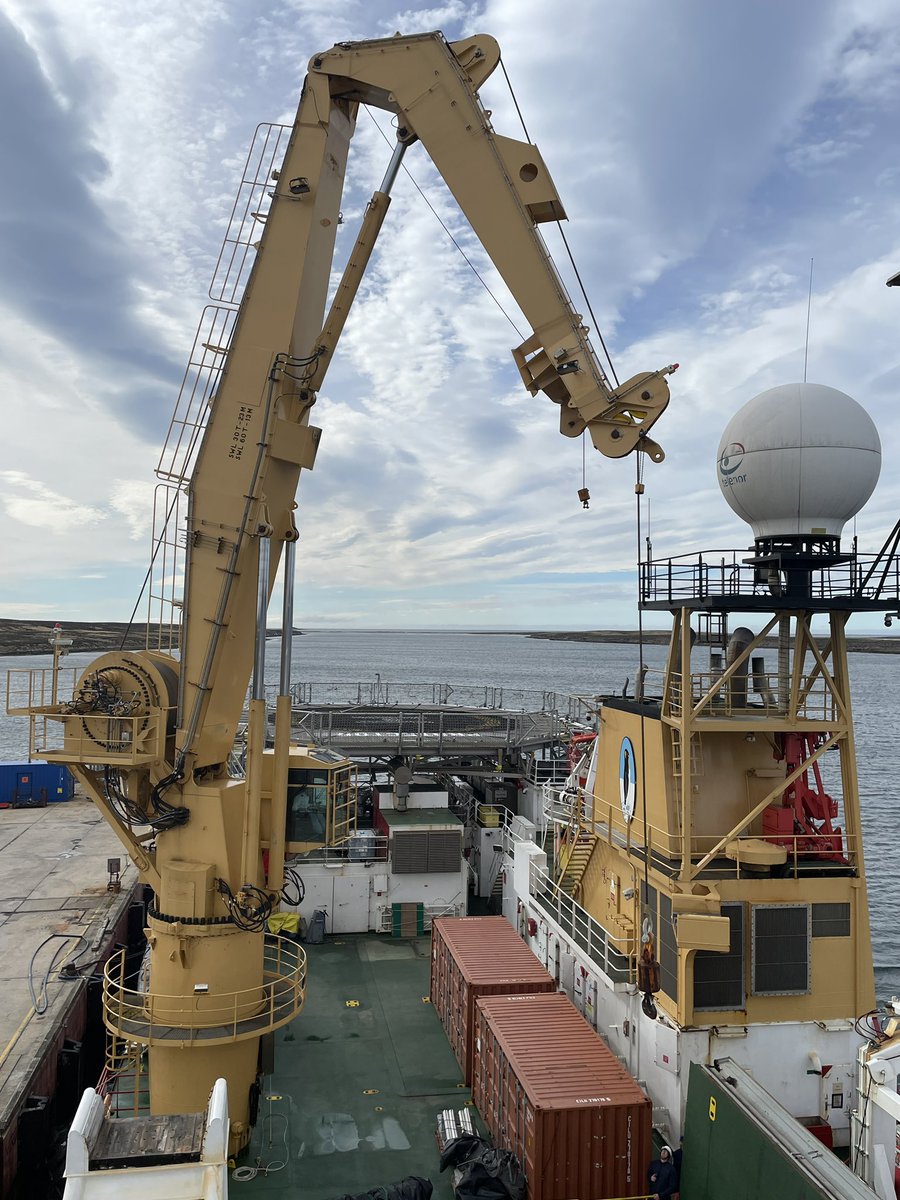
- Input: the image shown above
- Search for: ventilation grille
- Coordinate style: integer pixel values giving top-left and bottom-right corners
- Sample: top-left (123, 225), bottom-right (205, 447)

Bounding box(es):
top-left (812, 902), bottom-right (851, 938)
top-left (752, 904), bottom-right (810, 995)
top-left (659, 893), bottom-right (678, 1002)
top-left (391, 830), bottom-right (462, 874)
top-left (694, 903), bottom-right (744, 1011)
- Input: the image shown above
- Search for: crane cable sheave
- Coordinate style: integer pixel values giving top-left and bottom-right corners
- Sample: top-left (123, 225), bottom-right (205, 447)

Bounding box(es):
top-left (514, 325), bottom-right (678, 462)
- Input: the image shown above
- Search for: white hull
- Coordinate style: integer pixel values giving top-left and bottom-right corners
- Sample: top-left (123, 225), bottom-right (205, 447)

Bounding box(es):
top-left (503, 835), bottom-right (860, 1148)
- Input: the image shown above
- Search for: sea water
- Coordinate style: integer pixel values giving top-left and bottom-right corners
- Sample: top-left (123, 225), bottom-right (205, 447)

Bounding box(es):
top-left (1, 630), bottom-right (897, 998)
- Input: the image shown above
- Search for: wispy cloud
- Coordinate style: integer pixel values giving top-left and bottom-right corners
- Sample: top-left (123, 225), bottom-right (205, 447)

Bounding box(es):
top-left (1, 0), bottom-right (898, 629)
top-left (0, 471), bottom-right (106, 533)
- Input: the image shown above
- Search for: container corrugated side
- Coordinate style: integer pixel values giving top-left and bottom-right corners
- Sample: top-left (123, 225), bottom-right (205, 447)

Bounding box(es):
top-left (0, 762), bottom-right (73, 805)
top-left (430, 917), bottom-right (555, 1083)
top-left (473, 992), bottom-right (652, 1200)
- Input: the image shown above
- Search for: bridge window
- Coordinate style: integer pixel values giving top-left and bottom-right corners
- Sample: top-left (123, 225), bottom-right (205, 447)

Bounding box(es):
top-left (285, 769), bottom-right (329, 844)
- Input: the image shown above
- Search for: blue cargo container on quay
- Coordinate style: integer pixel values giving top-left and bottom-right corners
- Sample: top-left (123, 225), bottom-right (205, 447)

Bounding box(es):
top-left (0, 762), bottom-right (74, 807)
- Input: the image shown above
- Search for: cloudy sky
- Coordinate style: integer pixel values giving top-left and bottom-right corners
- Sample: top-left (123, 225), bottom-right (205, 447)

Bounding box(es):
top-left (1, 0), bottom-right (899, 632)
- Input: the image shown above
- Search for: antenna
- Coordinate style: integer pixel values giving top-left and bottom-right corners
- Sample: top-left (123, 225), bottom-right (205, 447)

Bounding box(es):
top-left (803, 257), bottom-right (814, 383)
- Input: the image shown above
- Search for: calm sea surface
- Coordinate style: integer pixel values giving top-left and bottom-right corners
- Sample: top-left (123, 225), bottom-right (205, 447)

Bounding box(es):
top-left (2, 630), bottom-right (897, 998)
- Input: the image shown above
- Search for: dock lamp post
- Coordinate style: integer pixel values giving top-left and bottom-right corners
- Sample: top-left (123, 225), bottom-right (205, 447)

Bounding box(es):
top-left (49, 623), bottom-right (73, 705)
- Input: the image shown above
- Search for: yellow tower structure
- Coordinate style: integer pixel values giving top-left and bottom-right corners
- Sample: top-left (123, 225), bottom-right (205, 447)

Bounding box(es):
top-left (551, 381), bottom-right (890, 1146)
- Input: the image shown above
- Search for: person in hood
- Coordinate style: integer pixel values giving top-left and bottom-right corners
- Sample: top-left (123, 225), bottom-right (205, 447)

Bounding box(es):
top-left (647, 1144), bottom-right (677, 1199)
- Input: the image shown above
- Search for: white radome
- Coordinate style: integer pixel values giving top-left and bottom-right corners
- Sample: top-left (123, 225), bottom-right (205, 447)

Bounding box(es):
top-left (716, 382), bottom-right (881, 539)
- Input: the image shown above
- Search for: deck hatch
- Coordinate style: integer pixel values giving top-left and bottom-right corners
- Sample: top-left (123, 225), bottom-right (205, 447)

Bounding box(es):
top-left (751, 903), bottom-right (810, 995)
top-left (693, 902), bottom-right (744, 1010)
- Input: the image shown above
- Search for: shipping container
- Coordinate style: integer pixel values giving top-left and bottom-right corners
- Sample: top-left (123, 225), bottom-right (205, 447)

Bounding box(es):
top-left (0, 763), bottom-right (74, 807)
top-left (430, 916), bottom-right (555, 1083)
top-left (473, 992), bottom-right (652, 1200)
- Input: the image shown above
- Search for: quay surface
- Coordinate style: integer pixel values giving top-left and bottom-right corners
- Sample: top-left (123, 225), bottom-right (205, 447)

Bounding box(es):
top-left (0, 795), bottom-right (138, 1195)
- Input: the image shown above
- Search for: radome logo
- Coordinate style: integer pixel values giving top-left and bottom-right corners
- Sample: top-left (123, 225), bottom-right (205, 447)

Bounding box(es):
top-left (719, 442), bottom-right (745, 475)
top-left (719, 441), bottom-right (747, 486)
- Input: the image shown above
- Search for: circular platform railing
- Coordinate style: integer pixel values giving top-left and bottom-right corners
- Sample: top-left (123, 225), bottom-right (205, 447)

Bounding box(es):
top-left (103, 935), bottom-right (306, 1048)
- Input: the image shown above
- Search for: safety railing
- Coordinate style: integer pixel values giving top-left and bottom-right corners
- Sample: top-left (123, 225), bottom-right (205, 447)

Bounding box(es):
top-left (589, 798), bottom-right (859, 879)
top-left (542, 780), bottom-right (582, 828)
top-left (527, 756), bottom-right (572, 786)
top-left (475, 800), bottom-right (512, 829)
top-left (146, 483), bottom-right (185, 653)
top-left (664, 669), bottom-right (837, 721)
top-left (377, 899), bottom-right (464, 933)
top-left (99, 1033), bottom-right (150, 1117)
top-left (7, 665), bottom-right (78, 713)
top-left (686, 829), bottom-right (860, 879)
top-left (528, 861), bottom-right (633, 984)
top-left (292, 832), bottom-right (390, 864)
top-left (641, 549), bottom-right (900, 605)
top-left (289, 677), bottom-right (564, 713)
top-left (7, 668), bottom-right (175, 765)
top-left (103, 935), bottom-right (306, 1048)
top-left (290, 706), bottom-right (560, 753)
top-left (208, 123), bottom-right (292, 306)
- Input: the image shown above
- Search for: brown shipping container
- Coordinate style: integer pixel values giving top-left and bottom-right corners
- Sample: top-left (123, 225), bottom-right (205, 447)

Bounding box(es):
top-left (473, 993), bottom-right (652, 1200)
top-left (430, 917), bottom-right (555, 1083)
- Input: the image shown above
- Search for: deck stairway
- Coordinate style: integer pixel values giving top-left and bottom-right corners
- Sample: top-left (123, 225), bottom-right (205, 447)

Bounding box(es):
top-left (558, 833), bottom-right (597, 901)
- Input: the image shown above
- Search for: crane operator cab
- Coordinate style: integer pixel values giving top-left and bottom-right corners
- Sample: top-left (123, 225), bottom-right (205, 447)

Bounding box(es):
top-left (261, 745), bottom-right (357, 855)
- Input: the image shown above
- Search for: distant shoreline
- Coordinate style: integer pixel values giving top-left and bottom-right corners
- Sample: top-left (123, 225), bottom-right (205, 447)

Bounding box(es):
top-left (523, 630), bottom-right (900, 654)
top-left (0, 618), bottom-right (896, 656)
top-left (0, 619), bottom-right (300, 657)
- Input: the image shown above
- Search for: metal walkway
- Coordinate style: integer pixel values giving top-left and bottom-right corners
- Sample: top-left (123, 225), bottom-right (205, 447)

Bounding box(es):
top-left (289, 704), bottom-right (560, 758)
top-left (279, 679), bottom-right (578, 762)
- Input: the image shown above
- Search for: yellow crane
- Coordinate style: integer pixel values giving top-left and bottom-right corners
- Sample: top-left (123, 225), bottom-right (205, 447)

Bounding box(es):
top-left (10, 30), bottom-right (675, 1150)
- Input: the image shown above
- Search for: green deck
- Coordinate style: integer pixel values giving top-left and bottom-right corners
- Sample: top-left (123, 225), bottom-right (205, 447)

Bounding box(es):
top-left (237, 935), bottom-right (468, 1198)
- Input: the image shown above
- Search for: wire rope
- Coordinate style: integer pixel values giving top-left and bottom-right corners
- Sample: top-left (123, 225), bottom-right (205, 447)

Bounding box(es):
top-left (634, 455), bottom-right (651, 911)
top-left (497, 49), bottom-right (620, 388)
top-left (28, 933), bottom-right (88, 1014)
top-left (553, 221), bottom-right (619, 389)
top-left (232, 1110), bottom-right (290, 1180)
top-left (499, 56), bottom-right (533, 143)
top-left (365, 111), bottom-right (525, 340)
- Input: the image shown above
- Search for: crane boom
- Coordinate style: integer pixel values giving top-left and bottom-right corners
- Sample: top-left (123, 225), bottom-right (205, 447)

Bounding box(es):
top-left (9, 30), bottom-right (675, 1148)
top-left (179, 30), bottom-right (674, 771)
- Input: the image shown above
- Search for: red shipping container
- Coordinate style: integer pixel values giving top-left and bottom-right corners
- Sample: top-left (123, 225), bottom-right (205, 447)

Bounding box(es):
top-left (473, 992), bottom-right (652, 1200)
top-left (430, 917), bottom-right (555, 1083)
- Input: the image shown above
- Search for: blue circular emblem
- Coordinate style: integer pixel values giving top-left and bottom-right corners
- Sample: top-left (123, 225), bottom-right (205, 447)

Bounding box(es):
top-left (619, 736), bottom-right (636, 821)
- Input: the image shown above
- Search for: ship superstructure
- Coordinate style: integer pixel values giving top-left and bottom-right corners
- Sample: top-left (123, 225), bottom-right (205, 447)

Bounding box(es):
top-left (508, 381), bottom-right (899, 1156)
